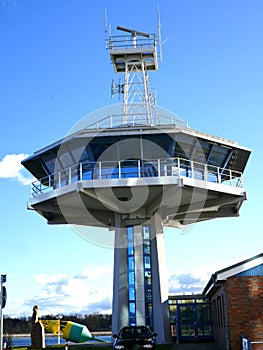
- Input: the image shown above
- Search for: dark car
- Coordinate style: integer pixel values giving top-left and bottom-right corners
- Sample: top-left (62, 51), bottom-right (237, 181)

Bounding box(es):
top-left (113, 326), bottom-right (157, 350)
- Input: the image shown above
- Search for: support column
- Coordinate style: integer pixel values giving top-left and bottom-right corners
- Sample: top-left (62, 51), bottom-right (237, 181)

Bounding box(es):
top-left (111, 213), bottom-right (128, 335)
top-left (150, 214), bottom-right (172, 343)
top-left (111, 213), bottom-right (171, 344)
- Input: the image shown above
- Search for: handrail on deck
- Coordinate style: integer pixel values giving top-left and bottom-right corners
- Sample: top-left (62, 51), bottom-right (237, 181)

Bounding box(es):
top-left (107, 34), bottom-right (156, 51)
top-left (84, 113), bottom-right (188, 129)
top-left (30, 157), bottom-right (243, 198)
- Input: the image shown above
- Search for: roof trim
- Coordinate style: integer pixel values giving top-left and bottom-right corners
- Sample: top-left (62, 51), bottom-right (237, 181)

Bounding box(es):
top-left (216, 253), bottom-right (263, 280)
top-left (203, 252), bottom-right (263, 296)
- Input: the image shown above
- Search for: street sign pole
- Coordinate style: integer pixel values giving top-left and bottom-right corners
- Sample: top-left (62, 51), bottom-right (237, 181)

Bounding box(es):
top-left (0, 275), bottom-right (7, 350)
top-left (0, 297), bottom-right (2, 350)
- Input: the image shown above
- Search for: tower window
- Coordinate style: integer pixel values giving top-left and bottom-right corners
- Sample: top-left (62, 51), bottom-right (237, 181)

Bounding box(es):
top-left (127, 226), bottom-right (136, 326)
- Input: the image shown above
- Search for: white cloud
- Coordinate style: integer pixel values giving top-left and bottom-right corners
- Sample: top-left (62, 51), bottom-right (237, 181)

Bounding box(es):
top-left (0, 153), bottom-right (34, 185)
top-left (167, 261), bottom-right (227, 295)
top-left (36, 273), bottom-right (67, 285)
top-left (20, 265), bottom-right (113, 316)
top-left (82, 265), bottom-right (113, 280)
top-left (168, 273), bottom-right (204, 294)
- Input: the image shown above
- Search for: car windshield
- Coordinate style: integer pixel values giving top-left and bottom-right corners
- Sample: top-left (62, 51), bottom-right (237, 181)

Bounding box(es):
top-left (119, 327), bottom-right (151, 339)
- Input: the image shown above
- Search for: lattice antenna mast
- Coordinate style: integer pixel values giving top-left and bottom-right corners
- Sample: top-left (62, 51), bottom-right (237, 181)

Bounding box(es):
top-left (107, 25), bottom-right (160, 125)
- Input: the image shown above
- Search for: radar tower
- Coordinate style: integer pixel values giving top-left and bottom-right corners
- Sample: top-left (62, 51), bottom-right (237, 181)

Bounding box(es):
top-left (107, 25), bottom-right (160, 125)
top-left (22, 16), bottom-right (251, 345)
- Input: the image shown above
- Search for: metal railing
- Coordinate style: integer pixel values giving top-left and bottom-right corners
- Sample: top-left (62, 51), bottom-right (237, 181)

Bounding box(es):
top-left (31, 157), bottom-right (243, 198)
top-left (106, 34), bottom-right (156, 51)
top-left (84, 113), bottom-right (188, 129)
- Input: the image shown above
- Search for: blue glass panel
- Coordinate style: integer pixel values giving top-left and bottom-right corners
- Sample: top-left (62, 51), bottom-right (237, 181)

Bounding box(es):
top-left (143, 226), bottom-right (150, 240)
top-left (127, 225), bottom-right (136, 326)
top-left (128, 256), bottom-right (135, 270)
top-left (121, 166), bottom-right (139, 178)
top-left (142, 225), bottom-right (153, 327)
top-left (207, 173), bottom-right (218, 183)
top-left (193, 169), bottom-right (204, 180)
top-left (144, 241), bottom-right (150, 255)
top-left (100, 167), bottom-right (119, 179)
top-left (127, 226), bottom-right (134, 241)
top-left (128, 246), bottom-right (134, 256)
top-left (129, 302), bottom-right (136, 316)
top-left (128, 271), bottom-right (135, 285)
top-left (144, 256), bottom-right (151, 269)
top-left (128, 239), bottom-right (134, 247)
top-left (129, 288), bottom-right (135, 301)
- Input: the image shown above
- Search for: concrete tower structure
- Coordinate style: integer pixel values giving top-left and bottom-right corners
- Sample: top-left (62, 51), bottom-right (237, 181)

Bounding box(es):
top-left (22, 26), bottom-right (251, 343)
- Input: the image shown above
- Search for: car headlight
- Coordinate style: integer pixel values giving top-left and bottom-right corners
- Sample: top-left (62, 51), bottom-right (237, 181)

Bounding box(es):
top-left (115, 345), bottom-right (125, 349)
top-left (142, 344), bottom-right (154, 348)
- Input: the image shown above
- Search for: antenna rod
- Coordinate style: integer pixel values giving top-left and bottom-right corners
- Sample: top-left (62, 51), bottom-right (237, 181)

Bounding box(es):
top-left (104, 8), bottom-right (108, 36)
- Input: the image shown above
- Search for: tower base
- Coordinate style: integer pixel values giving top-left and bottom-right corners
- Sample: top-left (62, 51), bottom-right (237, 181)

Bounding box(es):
top-left (112, 213), bottom-right (172, 344)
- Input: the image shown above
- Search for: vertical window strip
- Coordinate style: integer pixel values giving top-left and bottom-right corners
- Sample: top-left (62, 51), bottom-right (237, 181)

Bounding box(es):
top-left (127, 226), bottom-right (136, 326)
top-left (143, 225), bottom-right (153, 328)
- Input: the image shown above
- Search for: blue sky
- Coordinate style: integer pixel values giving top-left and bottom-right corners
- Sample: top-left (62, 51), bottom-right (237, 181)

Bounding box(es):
top-left (0, 0), bottom-right (262, 319)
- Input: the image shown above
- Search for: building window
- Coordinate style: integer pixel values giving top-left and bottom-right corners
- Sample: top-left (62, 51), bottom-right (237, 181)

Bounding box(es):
top-left (127, 226), bottom-right (136, 326)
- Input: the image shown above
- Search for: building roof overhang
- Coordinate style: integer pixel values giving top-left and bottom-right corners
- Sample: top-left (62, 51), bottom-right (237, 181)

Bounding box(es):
top-left (203, 252), bottom-right (263, 297)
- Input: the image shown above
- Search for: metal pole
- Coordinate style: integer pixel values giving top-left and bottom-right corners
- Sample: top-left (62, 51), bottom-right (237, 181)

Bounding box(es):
top-left (56, 315), bottom-right (62, 345)
top-left (0, 275), bottom-right (6, 350)
top-left (58, 320), bottom-right (60, 345)
top-left (0, 279), bottom-right (3, 350)
top-left (0, 299), bottom-right (2, 350)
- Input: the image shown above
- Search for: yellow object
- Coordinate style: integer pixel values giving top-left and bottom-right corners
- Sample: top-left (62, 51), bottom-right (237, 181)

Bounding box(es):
top-left (39, 319), bottom-right (103, 343)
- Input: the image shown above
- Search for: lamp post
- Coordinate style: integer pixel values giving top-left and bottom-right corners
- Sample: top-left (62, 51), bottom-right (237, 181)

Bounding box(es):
top-left (0, 275), bottom-right (7, 350)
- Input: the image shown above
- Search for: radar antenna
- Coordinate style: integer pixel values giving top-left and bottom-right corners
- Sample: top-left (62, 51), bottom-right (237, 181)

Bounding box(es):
top-left (116, 25), bottom-right (150, 38)
top-left (117, 26), bottom-right (150, 48)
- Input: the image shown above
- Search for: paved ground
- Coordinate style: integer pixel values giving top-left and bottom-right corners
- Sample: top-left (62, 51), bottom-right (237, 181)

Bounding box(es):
top-left (172, 343), bottom-right (220, 350)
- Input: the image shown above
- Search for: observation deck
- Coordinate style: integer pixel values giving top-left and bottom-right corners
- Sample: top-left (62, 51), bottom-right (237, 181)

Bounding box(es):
top-left (30, 156), bottom-right (244, 199)
top-left (107, 33), bottom-right (158, 72)
top-left (22, 113), bottom-right (251, 228)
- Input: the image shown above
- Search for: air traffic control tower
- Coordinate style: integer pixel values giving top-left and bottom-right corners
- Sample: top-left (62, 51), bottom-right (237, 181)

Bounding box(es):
top-left (22, 26), bottom-right (251, 343)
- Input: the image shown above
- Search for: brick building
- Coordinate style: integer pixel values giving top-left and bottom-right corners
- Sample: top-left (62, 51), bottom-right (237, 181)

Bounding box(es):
top-left (203, 253), bottom-right (263, 350)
